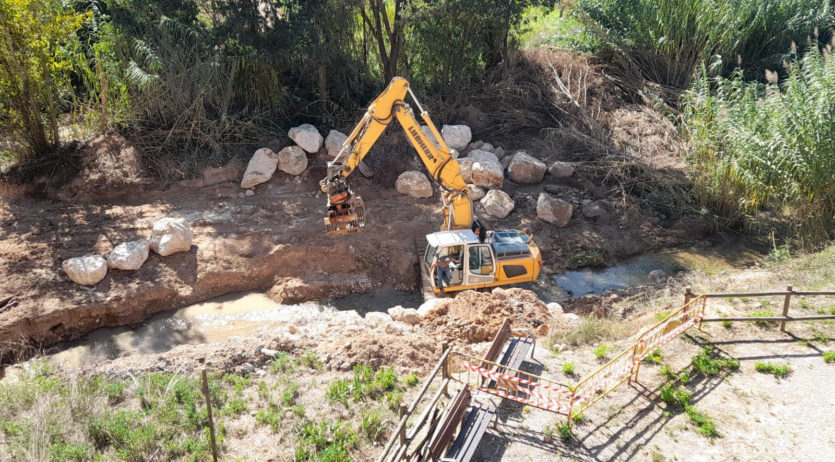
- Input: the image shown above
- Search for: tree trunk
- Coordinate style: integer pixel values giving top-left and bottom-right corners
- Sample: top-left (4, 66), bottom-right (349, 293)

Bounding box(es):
top-left (317, 64), bottom-right (329, 122)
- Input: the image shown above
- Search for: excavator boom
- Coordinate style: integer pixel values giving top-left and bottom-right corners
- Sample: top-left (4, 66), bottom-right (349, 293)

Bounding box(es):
top-left (319, 77), bottom-right (472, 236)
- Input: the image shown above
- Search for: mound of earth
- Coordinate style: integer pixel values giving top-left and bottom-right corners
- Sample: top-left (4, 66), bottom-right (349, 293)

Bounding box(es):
top-left (421, 288), bottom-right (552, 344)
top-left (58, 134), bottom-right (153, 202)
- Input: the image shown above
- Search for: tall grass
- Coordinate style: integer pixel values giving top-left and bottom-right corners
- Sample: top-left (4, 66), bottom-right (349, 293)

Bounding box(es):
top-left (683, 42), bottom-right (835, 246)
top-left (578, 0), bottom-right (834, 92)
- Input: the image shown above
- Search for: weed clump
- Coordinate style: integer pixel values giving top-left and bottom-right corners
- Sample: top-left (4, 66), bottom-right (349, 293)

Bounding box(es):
top-left (691, 346), bottom-right (739, 376)
top-left (754, 362), bottom-right (792, 378)
top-left (823, 351), bottom-right (835, 363)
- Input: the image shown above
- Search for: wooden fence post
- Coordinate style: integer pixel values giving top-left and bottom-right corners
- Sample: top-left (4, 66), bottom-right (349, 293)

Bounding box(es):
top-left (780, 285), bottom-right (792, 332)
top-left (684, 288), bottom-right (693, 306)
top-left (399, 404), bottom-right (407, 444)
top-left (201, 370), bottom-right (219, 462)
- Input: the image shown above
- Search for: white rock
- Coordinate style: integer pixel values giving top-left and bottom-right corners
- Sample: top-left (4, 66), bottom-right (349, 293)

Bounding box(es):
top-left (278, 145), bottom-right (308, 175)
top-left (480, 142), bottom-right (495, 153)
top-left (648, 269), bottom-right (668, 282)
top-left (325, 129), bottom-right (348, 157)
top-left (548, 161), bottom-right (575, 178)
top-left (241, 148), bottom-right (278, 188)
top-left (468, 184), bottom-right (485, 201)
top-left (450, 149), bottom-right (459, 158)
top-left (481, 189), bottom-right (515, 218)
top-left (507, 152), bottom-right (547, 184)
top-left (547, 302), bottom-right (564, 317)
top-left (288, 124), bottom-right (323, 153)
top-left (468, 149), bottom-right (500, 164)
top-left (245, 189), bottom-right (254, 197)
top-left (107, 240), bottom-right (150, 271)
top-left (63, 255), bottom-right (108, 285)
top-left (395, 171), bottom-right (433, 198)
top-left (563, 313), bottom-right (580, 325)
top-left (149, 217), bottom-right (194, 256)
top-left (388, 306), bottom-right (421, 325)
top-left (457, 158), bottom-right (474, 183)
top-left (441, 125), bottom-right (472, 150)
top-left (365, 311), bottom-right (393, 327)
top-left (471, 159), bottom-right (504, 189)
top-left (581, 199), bottom-right (603, 219)
top-left (536, 193), bottom-right (573, 227)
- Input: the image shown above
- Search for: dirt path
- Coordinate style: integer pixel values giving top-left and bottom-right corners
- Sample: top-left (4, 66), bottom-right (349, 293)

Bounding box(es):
top-left (472, 318), bottom-right (835, 461)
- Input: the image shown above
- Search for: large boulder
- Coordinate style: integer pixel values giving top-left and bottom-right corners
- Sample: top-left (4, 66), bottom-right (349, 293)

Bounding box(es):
top-left (240, 148), bottom-right (278, 188)
top-left (150, 217), bottom-right (194, 256)
top-left (471, 159), bottom-right (504, 189)
top-left (278, 146), bottom-right (308, 175)
top-left (536, 193), bottom-right (573, 227)
top-left (468, 184), bottom-right (485, 201)
top-left (325, 130), bottom-right (348, 157)
top-left (63, 255), bottom-right (108, 286)
top-left (288, 124), bottom-right (323, 153)
top-left (457, 158), bottom-right (474, 183)
top-left (481, 189), bottom-right (515, 218)
top-left (548, 161), bottom-right (575, 178)
top-left (468, 149), bottom-right (500, 164)
top-left (395, 171), bottom-right (433, 198)
top-left (107, 240), bottom-right (150, 271)
top-left (507, 152), bottom-right (547, 184)
top-left (441, 125), bottom-right (472, 150)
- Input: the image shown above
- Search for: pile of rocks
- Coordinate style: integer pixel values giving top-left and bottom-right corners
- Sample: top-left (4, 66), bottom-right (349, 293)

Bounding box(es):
top-left (62, 217), bottom-right (193, 286)
top-left (240, 124), bottom-right (323, 191)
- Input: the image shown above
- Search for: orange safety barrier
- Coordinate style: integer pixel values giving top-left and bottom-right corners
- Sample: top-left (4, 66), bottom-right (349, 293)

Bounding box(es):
top-left (571, 295), bottom-right (706, 416)
top-left (446, 296), bottom-right (708, 423)
top-left (449, 351), bottom-right (574, 415)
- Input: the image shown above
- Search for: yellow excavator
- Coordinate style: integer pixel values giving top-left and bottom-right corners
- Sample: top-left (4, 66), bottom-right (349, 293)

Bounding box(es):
top-left (319, 77), bottom-right (541, 294)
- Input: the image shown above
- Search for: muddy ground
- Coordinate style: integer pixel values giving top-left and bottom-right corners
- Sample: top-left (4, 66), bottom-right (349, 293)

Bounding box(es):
top-left (0, 123), bottom-right (704, 362)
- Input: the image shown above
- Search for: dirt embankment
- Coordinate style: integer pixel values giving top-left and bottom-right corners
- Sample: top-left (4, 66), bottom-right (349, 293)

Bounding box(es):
top-left (0, 49), bottom-right (708, 363)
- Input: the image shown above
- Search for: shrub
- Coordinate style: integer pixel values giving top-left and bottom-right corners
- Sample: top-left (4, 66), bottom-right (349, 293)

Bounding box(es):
top-left (256, 404), bottom-right (283, 432)
top-left (685, 405), bottom-right (717, 437)
top-left (755, 362), bottom-right (792, 378)
top-left (593, 344), bottom-right (610, 360)
top-left (361, 409), bottom-right (385, 442)
top-left (643, 349), bottom-right (663, 364)
top-left (562, 362), bottom-right (576, 376)
top-left (691, 346), bottom-right (739, 376)
top-left (326, 380), bottom-right (351, 406)
top-left (823, 351), bottom-right (835, 363)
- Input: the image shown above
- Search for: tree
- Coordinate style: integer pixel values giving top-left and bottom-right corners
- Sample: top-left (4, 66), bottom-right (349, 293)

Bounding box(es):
top-left (0, 0), bottom-right (87, 155)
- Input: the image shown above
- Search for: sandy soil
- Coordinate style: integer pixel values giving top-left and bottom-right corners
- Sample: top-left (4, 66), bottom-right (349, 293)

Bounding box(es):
top-left (471, 311), bottom-right (835, 461)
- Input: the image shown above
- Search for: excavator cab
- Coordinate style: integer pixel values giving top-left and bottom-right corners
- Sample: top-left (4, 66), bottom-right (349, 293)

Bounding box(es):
top-left (421, 229), bottom-right (540, 295)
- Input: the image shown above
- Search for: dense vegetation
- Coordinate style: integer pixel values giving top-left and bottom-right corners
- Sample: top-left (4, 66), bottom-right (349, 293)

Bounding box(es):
top-left (0, 0), bottom-right (833, 242)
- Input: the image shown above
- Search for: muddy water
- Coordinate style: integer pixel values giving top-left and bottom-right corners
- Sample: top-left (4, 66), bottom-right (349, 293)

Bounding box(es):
top-left (4, 288), bottom-right (420, 376)
top-left (8, 292), bottom-right (309, 373)
top-left (548, 243), bottom-right (763, 300)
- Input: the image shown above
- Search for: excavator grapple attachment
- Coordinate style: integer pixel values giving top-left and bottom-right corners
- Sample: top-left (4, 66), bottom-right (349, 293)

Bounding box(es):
top-left (324, 195), bottom-right (366, 237)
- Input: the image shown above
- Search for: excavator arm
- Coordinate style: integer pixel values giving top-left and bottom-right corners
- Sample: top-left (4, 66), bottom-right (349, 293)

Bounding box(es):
top-left (320, 77), bottom-right (475, 236)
